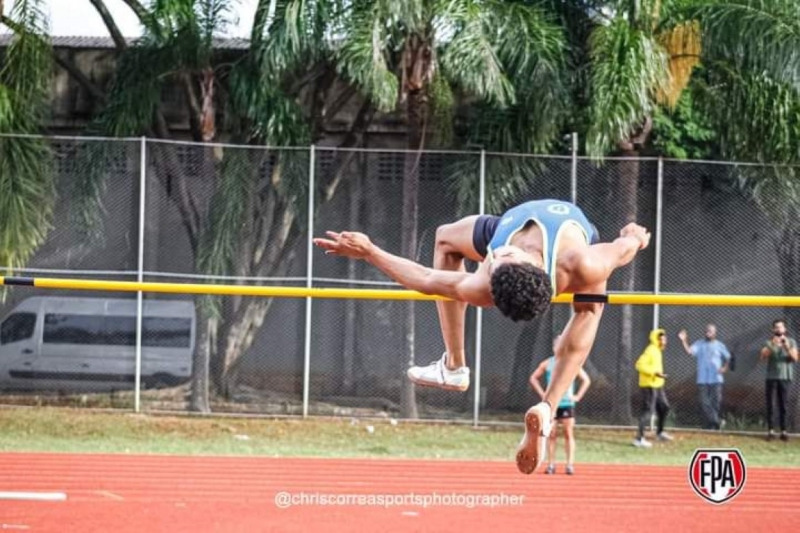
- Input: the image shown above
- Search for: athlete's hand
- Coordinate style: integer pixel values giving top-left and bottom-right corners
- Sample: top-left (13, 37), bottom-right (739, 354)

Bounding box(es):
top-left (313, 231), bottom-right (375, 259)
top-left (678, 330), bottom-right (688, 342)
top-left (620, 223), bottom-right (651, 250)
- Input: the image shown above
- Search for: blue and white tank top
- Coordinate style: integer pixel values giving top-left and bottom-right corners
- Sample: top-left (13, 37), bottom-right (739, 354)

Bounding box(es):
top-left (487, 200), bottom-right (598, 290)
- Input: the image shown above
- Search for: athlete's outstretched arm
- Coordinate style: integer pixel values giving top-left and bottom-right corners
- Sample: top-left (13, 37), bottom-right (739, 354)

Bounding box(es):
top-left (565, 223), bottom-right (650, 288)
top-left (313, 231), bottom-right (493, 307)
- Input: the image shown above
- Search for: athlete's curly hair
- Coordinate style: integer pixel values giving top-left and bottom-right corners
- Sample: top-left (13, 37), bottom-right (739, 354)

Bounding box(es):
top-left (490, 262), bottom-right (552, 322)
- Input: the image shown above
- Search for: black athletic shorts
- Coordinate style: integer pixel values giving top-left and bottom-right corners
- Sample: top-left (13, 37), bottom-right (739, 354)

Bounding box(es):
top-left (555, 406), bottom-right (575, 420)
top-left (472, 215), bottom-right (501, 257)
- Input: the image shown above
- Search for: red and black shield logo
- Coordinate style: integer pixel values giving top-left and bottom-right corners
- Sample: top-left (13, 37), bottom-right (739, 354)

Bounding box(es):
top-left (689, 449), bottom-right (746, 504)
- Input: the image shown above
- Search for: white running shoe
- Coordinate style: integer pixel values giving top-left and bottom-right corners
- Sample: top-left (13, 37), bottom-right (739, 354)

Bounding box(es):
top-left (407, 353), bottom-right (470, 392)
top-left (516, 402), bottom-right (552, 474)
top-left (632, 437), bottom-right (653, 448)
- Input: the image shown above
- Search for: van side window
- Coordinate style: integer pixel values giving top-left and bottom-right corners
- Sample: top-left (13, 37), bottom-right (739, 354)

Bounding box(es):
top-left (0, 313), bottom-right (36, 344)
top-left (105, 316), bottom-right (137, 345)
top-left (44, 314), bottom-right (105, 345)
top-left (43, 313), bottom-right (191, 348)
top-left (143, 317), bottom-right (192, 348)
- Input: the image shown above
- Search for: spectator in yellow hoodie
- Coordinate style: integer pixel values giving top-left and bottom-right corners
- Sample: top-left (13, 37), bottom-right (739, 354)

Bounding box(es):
top-left (633, 329), bottom-right (673, 447)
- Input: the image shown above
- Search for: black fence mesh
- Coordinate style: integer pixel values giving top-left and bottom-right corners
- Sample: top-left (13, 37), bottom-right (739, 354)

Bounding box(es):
top-left (0, 136), bottom-right (797, 432)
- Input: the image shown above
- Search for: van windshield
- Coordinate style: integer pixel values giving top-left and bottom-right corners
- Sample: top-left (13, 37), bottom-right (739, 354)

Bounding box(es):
top-left (43, 314), bottom-right (191, 348)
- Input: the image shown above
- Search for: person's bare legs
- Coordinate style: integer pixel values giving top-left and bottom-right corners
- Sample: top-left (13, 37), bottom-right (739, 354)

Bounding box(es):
top-left (517, 300), bottom-right (604, 474)
top-left (564, 417), bottom-right (576, 466)
top-left (547, 425), bottom-right (558, 468)
top-left (433, 216), bottom-right (482, 369)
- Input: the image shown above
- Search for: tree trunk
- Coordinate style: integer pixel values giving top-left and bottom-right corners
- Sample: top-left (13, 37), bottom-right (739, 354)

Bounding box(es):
top-left (212, 226), bottom-right (300, 396)
top-left (341, 156), bottom-right (365, 394)
top-left (198, 102), bottom-right (375, 403)
top-left (400, 88), bottom-right (426, 419)
top-left (190, 311), bottom-right (213, 412)
top-left (611, 148), bottom-right (640, 424)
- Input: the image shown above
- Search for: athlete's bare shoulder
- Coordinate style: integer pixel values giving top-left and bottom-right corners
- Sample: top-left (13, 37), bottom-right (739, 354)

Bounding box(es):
top-left (554, 247), bottom-right (595, 293)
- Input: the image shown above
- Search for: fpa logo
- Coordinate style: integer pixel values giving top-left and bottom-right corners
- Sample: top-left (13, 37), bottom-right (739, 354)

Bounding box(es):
top-left (689, 449), bottom-right (746, 504)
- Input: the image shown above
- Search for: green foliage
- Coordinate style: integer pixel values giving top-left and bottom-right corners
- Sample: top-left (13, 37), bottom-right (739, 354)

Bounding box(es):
top-left (334, 2), bottom-right (398, 112)
top-left (426, 73), bottom-right (454, 148)
top-left (586, 16), bottom-right (670, 156)
top-left (650, 89), bottom-right (716, 159)
top-left (0, 0), bottom-right (54, 275)
top-left (690, 0), bottom-right (800, 86)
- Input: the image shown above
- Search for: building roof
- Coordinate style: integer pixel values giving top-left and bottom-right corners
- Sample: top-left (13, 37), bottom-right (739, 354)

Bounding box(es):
top-left (0, 34), bottom-right (250, 50)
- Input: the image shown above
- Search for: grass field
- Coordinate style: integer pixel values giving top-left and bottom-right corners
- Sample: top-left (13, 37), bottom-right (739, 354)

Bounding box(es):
top-left (1, 406), bottom-right (798, 467)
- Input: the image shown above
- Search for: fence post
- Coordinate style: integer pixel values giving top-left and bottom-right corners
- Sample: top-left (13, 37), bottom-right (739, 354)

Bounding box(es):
top-left (653, 157), bottom-right (664, 329)
top-left (473, 150), bottom-right (486, 427)
top-left (570, 132), bottom-right (578, 204)
top-left (302, 145), bottom-right (316, 419)
top-left (134, 136), bottom-right (147, 413)
top-left (568, 134), bottom-right (579, 332)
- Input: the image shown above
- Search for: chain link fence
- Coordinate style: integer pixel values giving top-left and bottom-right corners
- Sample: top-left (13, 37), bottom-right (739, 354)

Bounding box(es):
top-left (0, 134), bottom-right (797, 433)
top-left (0, 136), bottom-right (141, 409)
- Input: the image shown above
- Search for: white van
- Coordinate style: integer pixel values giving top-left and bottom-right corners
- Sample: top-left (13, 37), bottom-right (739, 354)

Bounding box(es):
top-left (0, 296), bottom-right (195, 392)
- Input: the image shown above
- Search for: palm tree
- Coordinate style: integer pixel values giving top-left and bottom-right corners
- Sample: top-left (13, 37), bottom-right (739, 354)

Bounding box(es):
top-left (81, 0), bottom-right (375, 412)
top-left (334, 0), bottom-right (569, 417)
top-left (563, 0), bottom-right (800, 423)
top-left (0, 0), bottom-right (53, 286)
top-left (689, 0), bottom-right (800, 311)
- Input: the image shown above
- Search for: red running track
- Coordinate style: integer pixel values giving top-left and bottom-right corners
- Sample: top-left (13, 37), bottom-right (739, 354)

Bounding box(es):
top-left (1, 453), bottom-right (798, 532)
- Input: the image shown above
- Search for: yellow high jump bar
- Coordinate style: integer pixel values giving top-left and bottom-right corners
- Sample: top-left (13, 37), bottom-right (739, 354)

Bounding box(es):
top-left (2, 275), bottom-right (800, 307)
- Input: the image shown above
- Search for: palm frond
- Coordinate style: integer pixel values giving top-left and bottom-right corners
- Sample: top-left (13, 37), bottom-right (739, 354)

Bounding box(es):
top-left (738, 165), bottom-right (800, 230)
top-left (197, 0), bottom-right (235, 40)
top-left (150, 0), bottom-right (196, 40)
top-left (586, 17), bottom-right (670, 156)
top-left (228, 60), bottom-right (311, 145)
top-left (0, 86), bottom-right (12, 128)
top-left (334, 2), bottom-right (398, 112)
top-left (694, 62), bottom-right (800, 164)
top-left (690, 0), bottom-right (800, 85)
top-left (257, 0), bottom-right (334, 78)
top-left (95, 45), bottom-right (176, 136)
top-left (464, 0), bottom-right (570, 153)
top-left (484, 0), bottom-right (567, 88)
top-left (437, 0), bottom-right (515, 107)
top-left (0, 0), bottom-right (54, 275)
top-left (427, 72), bottom-right (455, 148)
top-left (197, 147), bottom-right (253, 277)
top-left (76, 29), bottom-right (179, 236)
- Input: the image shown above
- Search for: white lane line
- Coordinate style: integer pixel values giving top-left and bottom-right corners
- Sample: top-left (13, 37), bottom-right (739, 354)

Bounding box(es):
top-left (1, 524), bottom-right (31, 530)
top-left (97, 490), bottom-right (124, 501)
top-left (0, 492), bottom-right (67, 501)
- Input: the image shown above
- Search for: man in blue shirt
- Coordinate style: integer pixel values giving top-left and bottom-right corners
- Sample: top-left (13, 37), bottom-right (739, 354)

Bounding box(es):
top-left (678, 324), bottom-right (731, 430)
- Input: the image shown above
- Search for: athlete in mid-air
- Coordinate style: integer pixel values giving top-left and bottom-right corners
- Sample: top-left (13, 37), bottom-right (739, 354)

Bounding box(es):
top-left (314, 199), bottom-right (650, 474)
